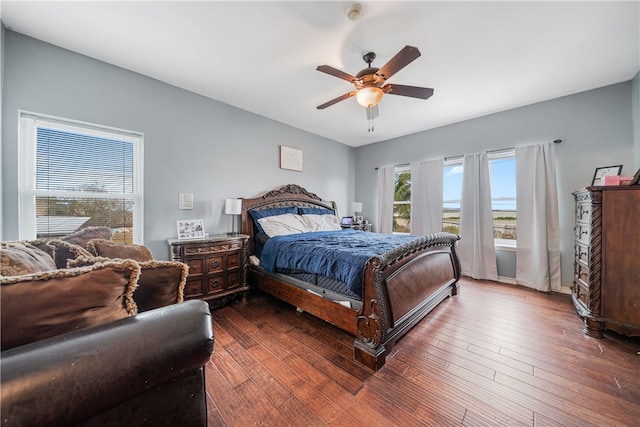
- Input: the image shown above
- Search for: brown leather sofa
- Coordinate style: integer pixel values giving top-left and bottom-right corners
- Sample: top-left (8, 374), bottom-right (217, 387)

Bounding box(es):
top-left (0, 300), bottom-right (214, 427)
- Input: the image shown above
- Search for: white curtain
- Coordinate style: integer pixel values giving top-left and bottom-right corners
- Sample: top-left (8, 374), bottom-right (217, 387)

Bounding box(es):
top-left (376, 166), bottom-right (395, 234)
top-left (515, 143), bottom-right (561, 292)
top-left (459, 153), bottom-right (498, 280)
top-left (411, 159), bottom-right (444, 235)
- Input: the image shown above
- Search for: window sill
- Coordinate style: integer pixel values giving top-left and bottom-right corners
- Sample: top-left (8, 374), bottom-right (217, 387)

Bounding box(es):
top-left (495, 239), bottom-right (516, 252)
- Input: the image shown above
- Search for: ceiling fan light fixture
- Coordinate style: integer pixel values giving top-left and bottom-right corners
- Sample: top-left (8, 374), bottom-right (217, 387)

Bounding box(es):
top-left (356, 85), bottom-right (383, 107)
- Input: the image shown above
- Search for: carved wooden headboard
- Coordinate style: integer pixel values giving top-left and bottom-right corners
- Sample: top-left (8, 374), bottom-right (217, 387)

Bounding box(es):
top-left (240, 184), bottom-right (337, 255)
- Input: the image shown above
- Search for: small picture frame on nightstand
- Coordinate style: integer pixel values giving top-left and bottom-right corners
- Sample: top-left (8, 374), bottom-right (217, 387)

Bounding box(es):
top-left (177, 219), bottom-right (205, 239)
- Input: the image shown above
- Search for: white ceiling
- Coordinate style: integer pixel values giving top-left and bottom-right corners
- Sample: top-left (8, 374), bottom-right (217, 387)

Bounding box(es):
top-left (2, 1), bottom-right (639, 147)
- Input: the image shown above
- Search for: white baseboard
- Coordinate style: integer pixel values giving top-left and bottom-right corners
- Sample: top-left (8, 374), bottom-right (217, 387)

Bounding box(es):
top-left (496, 277), bottom-right (572, 294)
top-left (497, 276), bottom-right (516, 285)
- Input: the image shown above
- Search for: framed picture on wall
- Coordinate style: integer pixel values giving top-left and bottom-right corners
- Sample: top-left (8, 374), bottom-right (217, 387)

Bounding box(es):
top-left (591, 165), bottom-right (622, 186)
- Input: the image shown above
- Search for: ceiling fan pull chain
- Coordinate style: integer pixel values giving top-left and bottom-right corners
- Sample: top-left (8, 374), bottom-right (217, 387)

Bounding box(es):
top-left (367, 106), bottom-right (376, 132)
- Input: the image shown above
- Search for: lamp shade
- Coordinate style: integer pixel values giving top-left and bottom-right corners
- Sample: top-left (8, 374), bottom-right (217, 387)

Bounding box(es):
top-left (352, 202), bottom-right (363, 213)
top-left (355, 86), bottom-right (383, 107)
top-left (224, 198), bottom-right (242, 215)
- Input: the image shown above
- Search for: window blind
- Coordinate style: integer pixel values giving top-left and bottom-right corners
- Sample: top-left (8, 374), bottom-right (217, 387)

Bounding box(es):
top-left (19, 112), bottom-right (143, 242)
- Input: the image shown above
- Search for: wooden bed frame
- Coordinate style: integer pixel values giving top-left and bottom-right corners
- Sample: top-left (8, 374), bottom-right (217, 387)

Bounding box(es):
top-left (241, 184), bottom-right (461, 370)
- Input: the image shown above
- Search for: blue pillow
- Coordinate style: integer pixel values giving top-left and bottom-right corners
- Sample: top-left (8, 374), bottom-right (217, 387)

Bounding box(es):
top-left (249, 207), bottom-right (298, 233)
top-left (298, 207), bottom-right (335, 216)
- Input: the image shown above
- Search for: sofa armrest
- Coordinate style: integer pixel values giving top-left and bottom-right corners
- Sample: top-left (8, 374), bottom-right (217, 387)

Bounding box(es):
top-left (1, 300), bottom-right (214, 426)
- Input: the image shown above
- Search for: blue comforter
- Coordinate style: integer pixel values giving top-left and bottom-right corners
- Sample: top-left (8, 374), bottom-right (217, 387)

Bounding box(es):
top-left (260, 229), bottom-right (420, 296)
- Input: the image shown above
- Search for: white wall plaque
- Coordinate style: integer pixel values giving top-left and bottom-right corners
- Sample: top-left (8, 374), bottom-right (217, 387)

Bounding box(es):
top-left (178, 193), bottom-right (194, 209)
top-left (280, 145), bottom-right (303, 172)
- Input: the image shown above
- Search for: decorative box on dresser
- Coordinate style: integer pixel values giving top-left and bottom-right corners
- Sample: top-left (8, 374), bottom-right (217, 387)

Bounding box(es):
top-left (572, 186), bottom-right (640, 337)
top-left (167, 234), bottom-right (249, 308)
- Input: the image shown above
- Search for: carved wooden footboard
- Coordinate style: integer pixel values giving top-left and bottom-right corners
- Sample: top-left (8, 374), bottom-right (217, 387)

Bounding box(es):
top-left (355, 233), bottom-right (460, 369)
top-left (241, 184), bottom-right (460, 370)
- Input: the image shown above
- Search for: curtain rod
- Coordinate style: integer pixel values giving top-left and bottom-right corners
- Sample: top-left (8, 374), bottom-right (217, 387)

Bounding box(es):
top-left (375, 139), bottom-right (562, 170)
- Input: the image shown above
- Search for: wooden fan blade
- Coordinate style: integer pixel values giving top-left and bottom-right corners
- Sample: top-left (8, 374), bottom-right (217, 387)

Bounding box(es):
top-left (316, 92), bottom-right (356, 109)
top-left (383, 84), bottom-right (434, 99)
top-left (316, 65), bottom-right (357, 83)
top-left (376, 46), bottom-right (421, 80)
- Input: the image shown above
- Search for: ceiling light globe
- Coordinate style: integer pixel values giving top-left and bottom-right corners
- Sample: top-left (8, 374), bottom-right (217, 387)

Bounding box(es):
top-left (356, 86), bottom-right (383, 107)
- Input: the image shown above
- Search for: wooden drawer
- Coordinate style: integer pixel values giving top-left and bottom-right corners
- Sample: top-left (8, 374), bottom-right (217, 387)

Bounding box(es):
top-left (207, 274), bottom-right (224, 293)
top-left (206, 255), bottom-right (224, 273)
top-left (575, 202), bottom-right (591, 223)
top-left (227, 270), bottom-right (240, 289)
top-left (574, 282), bottom-right (589, 308)
top-left (227, 252), bottom-right (240, 270)
top-left (185, 241), bottom-right (243, 255)
top-left (186, 258), bottom-right (204, 276)
top-left (575, 223), bottom-right (590, 245)
top-left (575, 262), bottom-right (590, 287)
top-left (185, 278), bottom-right (205, 298)
top-left (575, 243), bottom-right (589, 265)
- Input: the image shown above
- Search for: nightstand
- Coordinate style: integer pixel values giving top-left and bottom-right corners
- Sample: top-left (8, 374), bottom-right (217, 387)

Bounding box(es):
top-left (352, 222), bottom-right (373, 232)
top-left (167, 234), bottom-right (249, 308)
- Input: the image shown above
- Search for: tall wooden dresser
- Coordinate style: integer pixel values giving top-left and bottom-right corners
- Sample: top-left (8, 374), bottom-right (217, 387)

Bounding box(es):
top-left (167, 234), bottom-right (249, 308)
top-left (572, 186), bottom-right (640, 337)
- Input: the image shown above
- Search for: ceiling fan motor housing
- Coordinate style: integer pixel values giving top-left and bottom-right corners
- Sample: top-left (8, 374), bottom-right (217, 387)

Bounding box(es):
top-left (355, 67), bottom-right (383, 89)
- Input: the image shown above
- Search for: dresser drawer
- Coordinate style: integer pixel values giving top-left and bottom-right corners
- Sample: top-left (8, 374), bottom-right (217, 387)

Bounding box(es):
top-left (227, 252), bottom-right (240, 270)
top-left (575, 243), bottom-right (589, 265)
top-left (575, 223), bottom-right (590, 245)
top-left (574, 282), bottom-right (589, 308)
top-left (185, 278), bottom-right (205, 298)
top-left (206, 255), bottom-right (224, 273)
top-left (227, 270), bottom-right (240, 289)
top-left (575, 262), bottom-right (590, 287)
top-left (207, 274), bottom-right (224, 293)
top-left (186, 259), bottom-right (204, 276)
top-left (185, 241), bottom-right (242, 255)
top-left (575, 202), bottom-right (591, 223)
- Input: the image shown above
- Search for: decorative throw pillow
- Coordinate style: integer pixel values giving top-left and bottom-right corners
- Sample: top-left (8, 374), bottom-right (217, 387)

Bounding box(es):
top-left (257, 213), bottom-right (310, 237)
top-left (0, 259), bottom-right (139, 350)
top-left (62, 226), bottom-right (113, 248)
top-left (26, 239), bottom-right (56, 259)
top-left (298, 207), bottom-right (336, 216)
top-left (0, 242), bottom-right (57, 276)
top-left (133, 260), bottom-right (188, 312)
top-left (47, 239), bottom-right (93, 269)
top-left (302, 214), bottom-right (342, 232)
top-left (249, 207), bottom-right (298, 234)
top-left (86, 239), bottom-right (154, 262)
top-left (69, 256), bottom-right (187, 312)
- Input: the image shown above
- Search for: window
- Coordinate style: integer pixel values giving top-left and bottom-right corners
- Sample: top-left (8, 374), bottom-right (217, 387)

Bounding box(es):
top-left (488, 151), bottom-right (517, 244)
top-left (19, 112), bottom-right (144, 243)
top-left (393, 165), bottom-right (411, 233)
top-left (442, 151), bottom-right (517, 244)
top-left (443, 161), bottom-right (463, 234)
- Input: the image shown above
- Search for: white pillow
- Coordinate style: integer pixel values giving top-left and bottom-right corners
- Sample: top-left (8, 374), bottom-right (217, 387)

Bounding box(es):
top-left (302, 214), bottom-right (342, 232)
top-left (257, 213), bottom-right (310, 237)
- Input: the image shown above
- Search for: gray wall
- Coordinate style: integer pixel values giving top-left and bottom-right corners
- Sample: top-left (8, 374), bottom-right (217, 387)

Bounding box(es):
top-left (633, 71), bottom-right (639, 169)
top-left (1, 31), bottom-right (354, 258)
top-left (2, 30), bottom-right (636, 288)
top-left (1, 24), bottom-right (4, 239)
top-left (355, 82), bottom-right (635, 288)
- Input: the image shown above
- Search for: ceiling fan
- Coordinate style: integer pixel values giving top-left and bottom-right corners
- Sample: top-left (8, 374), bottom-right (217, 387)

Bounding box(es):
top-left (316, 45), bottom-right (434, 130)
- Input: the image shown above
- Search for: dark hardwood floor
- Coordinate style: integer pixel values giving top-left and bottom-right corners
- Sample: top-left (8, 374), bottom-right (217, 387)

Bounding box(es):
top-left (204, 278), bottom-right (640, 426)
